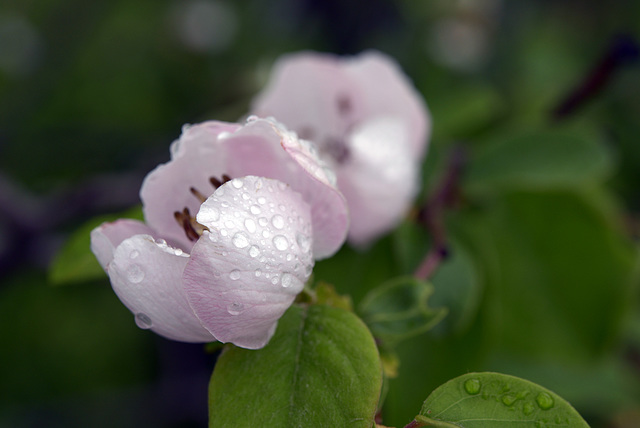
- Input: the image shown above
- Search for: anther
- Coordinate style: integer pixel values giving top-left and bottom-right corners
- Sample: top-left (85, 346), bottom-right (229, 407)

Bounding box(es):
top-left (190, 186), bottom-right (207, 203)
top-left (174, 208), bottom-right (200, 241)
top-left (209, 174), bottom-right (232, 189)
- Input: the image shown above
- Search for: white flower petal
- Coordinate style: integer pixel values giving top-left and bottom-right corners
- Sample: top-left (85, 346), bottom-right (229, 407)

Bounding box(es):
top-left (108, 234), bottom-right (215, 343)
top-left (339, 117), bottom-right (419, 245)
top-left (90, 219), bottom-right (156, 270)
top-left (183, 176), bottom-right (314, 349)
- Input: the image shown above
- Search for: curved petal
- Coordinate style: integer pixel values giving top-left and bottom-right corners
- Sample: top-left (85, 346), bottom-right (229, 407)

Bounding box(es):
top-left (343, 51), bottom-right (430, 157)
top-left (183, 176), bottom-right (314, 349)
top-left (222, 118), bottom-right (349, 259)
top-left (90, 219), bottom-right (156, 270)
top-left (140, 122), bottom-right (241, 251)
top-left (108, 234), bottom-right (215, 343)
top-left (339, 117), bottom-right (419, 245)
top-left (251, 52), bottom-right (366, 144)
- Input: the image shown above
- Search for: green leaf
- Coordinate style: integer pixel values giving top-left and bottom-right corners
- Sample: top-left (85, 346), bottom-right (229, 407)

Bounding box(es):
top-left (417, 372), bottom-right (589, 427)
top-left (49, 206), bottom-right (143, 285)
top-left (208, 304), bottom-right (382, 428)
top-left (464, 128), bottom-right (613, 192)
top-left (359, 277), bottom-right (447, 347)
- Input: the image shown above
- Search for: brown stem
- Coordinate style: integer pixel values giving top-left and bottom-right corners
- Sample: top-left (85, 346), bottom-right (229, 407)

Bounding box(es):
top-left (414, 146), bottom-right (466, 281)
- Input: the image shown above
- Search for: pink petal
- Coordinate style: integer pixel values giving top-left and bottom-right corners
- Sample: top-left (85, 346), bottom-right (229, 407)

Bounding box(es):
top-left (108, 234), bottom-right (215, 343)
top-left (183, 176), bottom-right (314, 349)
top-left (140, 122), bottom-right (240, 251)
top-left (338, 117), bottom-right (419, 245)
top-left (343, 51), bottom-right (430, 157)
top-left (251, 52), bottom-right (366, 145)
top-left (90, 219), bottom-right (156, 270)
top-left (221, 118), bottom-right (349, 259)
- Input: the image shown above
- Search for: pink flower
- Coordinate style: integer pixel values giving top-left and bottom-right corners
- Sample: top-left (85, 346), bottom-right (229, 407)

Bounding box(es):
top-left (251, 51), bottom-right (430, 246)
top-left (91, 118), bottom-right (348, 349)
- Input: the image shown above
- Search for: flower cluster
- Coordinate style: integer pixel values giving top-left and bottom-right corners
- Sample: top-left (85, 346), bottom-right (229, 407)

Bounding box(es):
top-left (91, 51), bottom-right (429, 349)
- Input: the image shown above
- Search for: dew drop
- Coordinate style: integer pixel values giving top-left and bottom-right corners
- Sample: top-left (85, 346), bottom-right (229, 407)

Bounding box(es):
top-left (536, 392), bottom-right (554, 410)
top-left (231, 178), bottom-right (244, 189)
top-left (135, 313), bottom-right (153, 329)
top-left (127, 264), bottom-right (145, 283)
top-left (244, 218), bottom-right (257, 234)
top-left (156, 239), bottom-right (167, 246)
top-left (279, 204), bottom-right (286, 211)
top-left (198, 207), bottom-right (220, 223)
top-left (281, 273), bottom-right (293, 288)
top-left (220, 229), bottom-right (228, 237)
top-left (271, 276), bottom-right (279, 285)
top-left (296, 233), bottom-right (311, 253)
top-left (271, 214), bottom-right (285, 229)
top-left (273, 235), bottom-right (289, 251)
top-left (249, 245), bottom-right (260, 258)
top-left (241, 192), bottom-right (250, 200)
top-left (229, 269), bottom-right (241, 280)
top-left (232, 232), bottom-right (250, 248)
top-left (250, 205), bottom-right (261, 215)
top-left (208, 230), bottom-right (220, 242)
top-left (464, 378), bottom-right (481, 395)
top-left (129, 250), bottom-right (140, 259)
top-left (258, 217), bottom-right (268, 226)
top-left (286, 254), bottom-right (293, 261)
top-left (254, 268), bottom-right (262, 277)
top-left (258, 196), bottom-right (267, 204)
top-left (246, 115), bottom-right (258, 122)
top-left (174, 248), bottom-right (184, 256)
top-left (227, 302), bottom-right (244, 315)
top-left (262, 230), bottom-right (270, 238)
top-left (502, 395), bottom-right (517, 407)
top-left (523, 402), bottom-right (535, 416)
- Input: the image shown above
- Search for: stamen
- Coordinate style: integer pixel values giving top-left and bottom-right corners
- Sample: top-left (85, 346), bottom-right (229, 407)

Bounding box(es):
top-left (209, 174), bottom-right (232, 189)
top-left (174, 208), bottom-right (200, 242)
top-left (190, 186), bottom-right (207, 203)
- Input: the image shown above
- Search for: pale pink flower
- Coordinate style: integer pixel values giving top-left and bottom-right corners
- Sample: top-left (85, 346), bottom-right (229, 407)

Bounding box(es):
top-left (91, 117), bottom-right (348, 349)
top-left (252, 51), bottom-right (430, 245)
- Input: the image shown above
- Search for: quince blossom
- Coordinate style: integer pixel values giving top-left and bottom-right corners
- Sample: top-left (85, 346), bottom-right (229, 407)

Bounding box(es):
top-left (91, 117), bottom-right (348, 349)
top-left (251, 51), bottom-right (430, 245)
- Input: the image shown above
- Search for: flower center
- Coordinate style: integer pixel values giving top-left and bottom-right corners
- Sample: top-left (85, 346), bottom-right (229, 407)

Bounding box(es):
top-left (174, 174), bottom-right (231, 241)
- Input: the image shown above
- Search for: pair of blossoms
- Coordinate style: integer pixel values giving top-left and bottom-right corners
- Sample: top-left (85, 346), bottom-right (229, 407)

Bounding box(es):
top-left (91, 51), bottom-right (430, 349)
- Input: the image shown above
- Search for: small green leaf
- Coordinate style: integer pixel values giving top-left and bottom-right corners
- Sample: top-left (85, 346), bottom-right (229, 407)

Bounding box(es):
top-left (417, 372), bottom-right (589, 427)
top-left (49, 206), bottom-right (143, 285)
top-left (465, 129), bottom-right (613, 192)
top-left (208, 304), bottom-right (382, 428)
top-left (359, 277), bottom-right (447, 347)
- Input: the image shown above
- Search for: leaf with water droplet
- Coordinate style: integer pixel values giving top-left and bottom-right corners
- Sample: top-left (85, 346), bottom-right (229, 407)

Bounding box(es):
top-left (208, 304), bottom-right (382, 427)
top-left (415, 372), bottom-right (589, 427)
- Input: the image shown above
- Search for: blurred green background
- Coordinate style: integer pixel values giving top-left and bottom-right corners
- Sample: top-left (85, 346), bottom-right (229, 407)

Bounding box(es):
top-left (1, 1), bottom-right (640, 427)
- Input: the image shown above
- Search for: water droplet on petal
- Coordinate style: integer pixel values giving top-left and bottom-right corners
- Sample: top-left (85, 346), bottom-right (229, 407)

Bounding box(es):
top-left (296, 233), bottom-right (311, 253)
top-left (129, 250), bottom-right (140, 259)
top-left (257, 196), bottom-right (266, 205)
top-left (244, 218), bottom-right (256, 234)
top-left (262, 230), bottom-right (270, 238)
top-left (246, 115), bottom-right (258, 122)
top-left (271, 214), bottom-right (284, 229)
top-left (249, 245), bottom-right (260, 258)
top-left (242, 192), bottom-right (250, 200)
top-left (536, 392), bottom-right (554, 410)
top-left (127, 264), bottom-right (145, 283)
top-left (208, 229), bottom-right (220, 242)
top-left (258, 217), bottom-right (268, 226)
top-left (250, 205), bottom-right (261, 215)
top-left (231, 178), bottom-right (243, 189)
top-left (199, 207), bottom-right (220, 223)
top-left (227, 302), bottom-right (244, 315)
top-left (232, 232), bottom-right (249, 248)
top-left (464, 378), bottom-right (481, 395)
top-left (254, 268), bottom-right (262, 277)
top-left (273, 235), bottom-right (288, 251)
top-left (281, 273), bottom-right (293, 288)
top-left (271, 276), bottom-right (279, 285)
top-left (229, 269), bottom-right (241, 280)
top-left (135, 313), bottom-right (153, 329)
